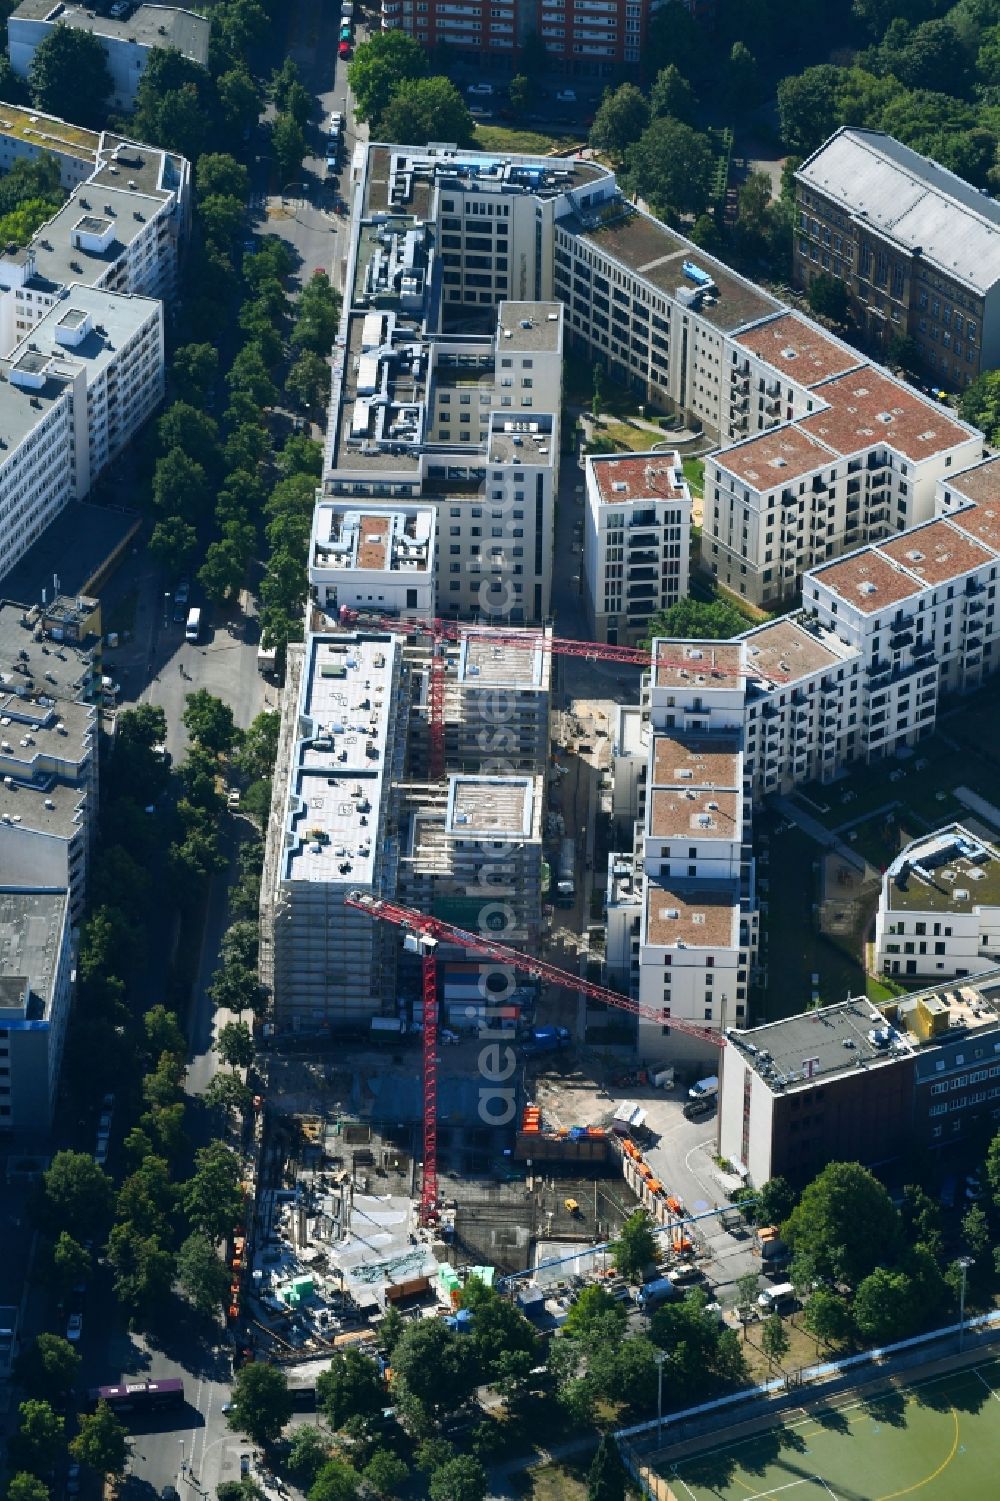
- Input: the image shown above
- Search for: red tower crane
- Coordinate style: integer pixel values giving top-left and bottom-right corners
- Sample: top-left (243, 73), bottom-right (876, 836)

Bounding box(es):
top-left (345, 891), bottom-right (724, 1225)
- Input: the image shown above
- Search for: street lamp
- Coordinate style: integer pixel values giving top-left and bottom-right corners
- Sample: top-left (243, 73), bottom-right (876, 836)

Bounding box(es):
top-left (654, 1349), bottom-right (667, 1446)
top-left (957, 1255), bottom-right (974, 1352)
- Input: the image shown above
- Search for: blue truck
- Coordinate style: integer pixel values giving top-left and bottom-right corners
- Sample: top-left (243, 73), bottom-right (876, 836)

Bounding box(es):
top-left (523, 1025), bottom-right (571, 1055)
top-left (636, 1277), bottom-right (676, 1312)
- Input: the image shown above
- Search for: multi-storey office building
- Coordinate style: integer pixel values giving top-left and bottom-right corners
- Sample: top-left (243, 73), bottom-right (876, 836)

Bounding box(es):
top-left (0, 882), bottom-right (74, 1132)
top-left (309, 501), bottom-right (437, 621)
top-left (0, 593), bottom-right (103, 924)
top-left (0, 286), bottom-right (164, 580)
top-left (583, 451), bottom-right (691, 643)
top-left (378, 0), bottom-right (648, 71)
top-left (794, 128), bottom-right (1000, 388)
top-left (260, 630), bottom-right (411, 1031)
top-left (719, 980), bottom-right (1000, 1185)
top-left (9, 3), bottom-right (210, 111)
top-left (874, 824), bottom-right (1000, 984)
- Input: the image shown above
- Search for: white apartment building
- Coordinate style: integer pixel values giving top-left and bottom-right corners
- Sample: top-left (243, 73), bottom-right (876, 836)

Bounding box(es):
top-left (0, 882), bottom-right (74, 1132)
top-left (261, 630), bottom-right (410, 1030)
top-left (875, 825), bottom-right (1000, 983)
top-left (584, 450), bottom-right (691, 643)
top-left (310, 500), bottom-right (436, 621)
top-left (0, 285), bottom-right (164, 580)
top-left (9, 3), bottom-right (210, 112)
top-left (605, 640), bottom-right (757, 1065)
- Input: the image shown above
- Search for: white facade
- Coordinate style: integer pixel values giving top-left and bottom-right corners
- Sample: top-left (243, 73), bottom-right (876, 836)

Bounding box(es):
top-left (875, 825), bottom-right (1000, 982)
top-left (0, 286), bottom-right (164, 581)
top-left (9, 3), bottom-right (210, 112)
top-left (584, 450), bottom-right (691, 643)
top-left (310, 501), bottom-right (436, 621)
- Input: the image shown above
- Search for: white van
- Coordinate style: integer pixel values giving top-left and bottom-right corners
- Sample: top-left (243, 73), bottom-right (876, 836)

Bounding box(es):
top-left (688, 1075), bottom-right (718, 1101)
top-left (757, 1282), bottom-right (795, 1314)
top-left (185, 607), bottom-right (202, 642)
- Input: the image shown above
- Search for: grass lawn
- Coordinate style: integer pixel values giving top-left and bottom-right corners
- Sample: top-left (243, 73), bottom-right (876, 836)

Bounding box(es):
top-left (514, 1460), bottom-right (590, 1500)
top-left (587, 419), bottom-right (659, 453)
top-left (474, 125), bottom-right (579, 156)
top-left (682, 456), bottom-right (705, 496)
top-left (659, 1359), bottom-right (1000, 1501)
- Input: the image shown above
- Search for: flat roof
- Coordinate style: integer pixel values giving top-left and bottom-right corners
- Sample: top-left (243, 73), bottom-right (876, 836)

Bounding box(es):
top-left (0, 770), bottom-right (87, 838)
top-left (0, 500), bottom-right (137, 600)
top-left (713, 424), bottom-right (835, 488)
top-left (643, 880), bottom-right (739, 949)
top-left (9, 283), bottom-right (158, 377)
top-left (0, 102), bottom-right (98, 160)
top-left (496, 302), bottom-right (562, 351)
top-left (653, 639), bottom-right (744, 690)
top-left (280, 633), bottom-right (401, 887)
top-left (488, 411), bottom-right (555, 465)
top-left (887, 825), bottom-right (1000, 914)
top-left (458, 631), bottom-right (549, 690)
top-left (727, 997), bottom-right (913, 1094)
top-left (0, 885), bottom-right (67, 1022)
top-left (648, 787), bottom-right (740, 841)
top-left (945, 500), bottom-right (1000, 557)
top-left (813, 549), bottom-right (924, 614)
top-left (446, 775), bottom-right (533, 838)
top-left (0, 600), bottom-right (97, 708)
top-left (311, 503), bottom-right (434, 577)
top-left (879, 518), bottom-right (996, 587)
top-left (11, 1), bottom-right (210, 64)
top-left (27, 182), bottom-right (169, 290)
top-left (743, 616), bottom-right (845, 684)
top-left (801, 367), bottom-right (971, 461)
top-left (589, 451), bottom-right (688, 505)
top-left (650, 732), bottom-right (740, 790)
top-left (944, 457), bottom-right (1000, 508)
top-left (732, 312), bottom-right (862, 388)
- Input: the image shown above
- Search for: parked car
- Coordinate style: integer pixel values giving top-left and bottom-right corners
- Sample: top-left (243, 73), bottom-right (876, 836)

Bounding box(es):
top-left (556, 89), bottom-right (577, 104)
top-left (683, 1096), bottom-right (715, 1121)
top-left (467, 83), bottom-right (494, 97)
top-left (66, 1465), bottom-right (81, 1497)
top-left (66, 1313), bottom-right (83, 1343)
top-left (338, 40), bottom-right (351, 56)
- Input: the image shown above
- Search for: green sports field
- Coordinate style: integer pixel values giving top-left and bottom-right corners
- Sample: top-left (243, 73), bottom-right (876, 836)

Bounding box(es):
top-left (658, 1359), bottom-right (1000, 1501)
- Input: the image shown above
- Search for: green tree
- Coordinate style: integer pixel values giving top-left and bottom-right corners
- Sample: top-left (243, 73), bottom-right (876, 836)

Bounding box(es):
top-left (273, 114), bottom-right (306, 182)
top-left (807, 272), bottom-right (850, 323)
top-left (36, 1151), bottom-right (113, 1242)
top-left (508, 74), bottom-right (530, 117)
top-left (286, 350), bottom-right (329, 414)
top-left (459, 1278), bottom-right (537, 1379)
top-left (376, 1303), bottom-right (405, 1357)
top-left (735, 172), bottom-right (772, 249)
top-left (149, 517), bottom-right (198, 575)
top-left (236, 713), bottom-right (280, 782)
top-left (625, 118), bottom-right (715, 220)
top-left (734, 1271), bottom-right (760, 1338)
top-left (649, 64), bottom-right (696, 123)
top-left (50, 1233), bottom-right (91, 1301)
top-left (803, 1287), bottom-right (852, 1347)
top-left (144, 1004), bottom-right (186, 1062)
top-left (198, 152), bottom-right (249, 202)
top-left (348, 31), bottom-right (426, 124)
top-left (644, 596), bottom-right (748, 645)
top-left (390, 1319), bottom-right (479, 1419)
top-left (216, 1021), bottom-right (255, 1068)
top-left (590, 83), bottom-right (650, 160)
top-left (106, 1224), bottom-right (174, 1320)
top-left (776, 65), bottom-right (843, 156)
top-left (218, 65), bottom-right (262, 143)
top-left (760, 1312), bottom-right (789, 1371)
top-left (209, 960), bottom-right (264, 1015)
top-left (612, 1209), bottom-right (657, 1280)
top-left (28, 26), bottom-right (112, 126)
top-left (7, 1475), bottom-right (49, 1501)
top-left (291, 273), bottom-right (342, 355)
top-left (171, 343), bottom-right (219, 407)
top-left (183, 691), bottom-right (238, 756)
top-left (959, 370), bottom-right (1000, 445)
top-left (132, 48), bottom-right (215, 162)
top-left (198, 539), bottom-right (248, 606)
top-left (286, 1428), bottom-right (331, 1489)
top-left (177, 1232), bottom-right (231, 1316)
top-left (153, 448), bottom-right (210, 524)
top-left (587, 1435), bottom-right (626, 1501)
top-left (961, 1202), bottom-right (991, 1257)
top-left (853, 1267), bottom-right (916, 1344)
top-left (200, 194), bottom-right (246, 252)
top-left (688, 213), bottom-right (722, 252)
top-left (362, 1450), bottom-right (408, 1498)
top-left (16, 1335), bottom-right (80, 1405)
top-left (228, 1364), bottom-right (292, 1446)
top-left (316, 1350), bottom-right (384, 1429)
top-left (428, 1457), bottom-right (486, 1501)
top-left (784, 1162), bottom-right (901, 1289)
top-left (228, 342), bottom-right (279, 407)
top-left (70, 1402), bottom-right (130, 1480)
top-left (203, 1071), bottom-right (253, 1115)
top-left (564, 1284), bottom-right (627, 1346)
top-left (308, 1461), bottom-right (360, 1501)
top-left (900, 1184), bottom-right (945, 1262)
top-left (726, 42), bottom-right (759, 113)
top-left (13, 1400), bottom-right (64, 1475)
top-left (381, 76), bottom-right (474, 147)
top-left (184, 1142), bottom-right (245, 1242)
